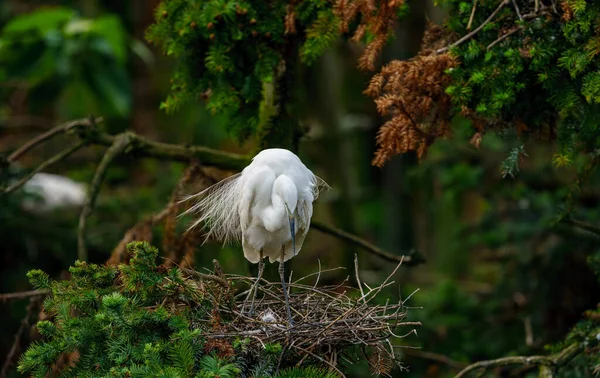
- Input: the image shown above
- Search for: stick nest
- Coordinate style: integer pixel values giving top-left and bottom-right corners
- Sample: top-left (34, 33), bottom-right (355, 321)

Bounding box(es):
top-left (184, 257), bottom-right (419, 377)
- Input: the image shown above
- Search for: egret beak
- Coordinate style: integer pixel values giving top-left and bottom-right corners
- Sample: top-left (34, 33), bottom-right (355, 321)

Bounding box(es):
top-left (288, 215), bottom-right (296, 257)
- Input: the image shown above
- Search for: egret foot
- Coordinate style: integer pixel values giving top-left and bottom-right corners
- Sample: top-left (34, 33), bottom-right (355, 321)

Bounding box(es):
top-left (279, 254), bottom-right (294, 326)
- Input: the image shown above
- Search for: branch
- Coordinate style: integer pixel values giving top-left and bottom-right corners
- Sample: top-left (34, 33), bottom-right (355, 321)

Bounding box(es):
top-left (487, 26), bottom-right (522, 50)
top-left (7, 118), bottom-right (414, 266)
top-left (402, 349), bottom-right (468, 370)
top-left (311, 221), bottom-right (426, 266)
top-left (2, 141), bottom-right (87, 195)
top-left (454, 343), bottom-right (581, 378)
top-left (0, 289), bottom-right (49, 303)
top-left (467, 0), bottom-right (478, 30)
top-left (78, 134), bottom-right (131, 261)
top-left (560, 217), bottom-right (600, 237)
top-left (7, 117), bottom-right (99, 162)
top-left (80, 129), bottom-right (250, 171)
top-left (1, 297), bottom-right (42, 378)
top-left (436, 0), bottom-right (510, 54)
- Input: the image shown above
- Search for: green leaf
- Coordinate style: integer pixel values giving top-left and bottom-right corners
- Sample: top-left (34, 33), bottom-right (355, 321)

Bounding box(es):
top-left (3, 7), bottom-right (74, 35)
top-left (92, 15), bottom-right (128, 64)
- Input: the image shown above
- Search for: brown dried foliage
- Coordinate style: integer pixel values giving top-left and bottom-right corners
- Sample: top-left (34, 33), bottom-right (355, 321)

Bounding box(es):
top-left (368, 343), bottom-right (394, 376)
top-left (366, 25), bottom-right (458, 166)
top-left (107, 161), bottom-right (217, 267)
top-left (285, 3), bottom-right (297, 34)
top-left (335, 0), bottom-right (406, 71)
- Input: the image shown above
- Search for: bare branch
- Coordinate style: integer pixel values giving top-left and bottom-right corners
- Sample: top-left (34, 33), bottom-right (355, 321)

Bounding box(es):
top-left (511, 0), bottom-right (522, 20)
top-left (78, 134), bottom-right (132, 261)
top-left (467, 0), bottom-right (479, 30)
top-left (79, 129), bottom-right (250, 171)
top-left (7, 117), bottom-right (100, 162)
top-left (436, 0), bottom-right (510, 54)
top-left (454, 343), bottom-right (581, 378)
top-left (560, 217), bottom-right (600, 236)
top-left (1, 297), bottom-right (42, 378)
top-left (487, 26), bottom-right (522, 50)
top-left (2, 141), bottom-right (87, 195)
top-left (403, 349), bottom-right (468, 370)
top-left (0, 289), bottom-right (49, 303)
top-left (311, 221), bottom-right (425, 266)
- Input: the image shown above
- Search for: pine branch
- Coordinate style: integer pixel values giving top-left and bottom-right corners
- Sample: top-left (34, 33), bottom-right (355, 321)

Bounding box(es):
top-left (78, 133), bottom-right (132, 261)
top-left (454, 343), bottom-right (581, 378)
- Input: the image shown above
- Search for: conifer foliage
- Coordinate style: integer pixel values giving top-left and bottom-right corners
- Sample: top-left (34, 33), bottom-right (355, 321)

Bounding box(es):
top-left (17, 242), bottom-right (337, 378)
top-left (146, 0), bottom-right (408, 143)
top-left (369, 0), bottom-right (600, 167)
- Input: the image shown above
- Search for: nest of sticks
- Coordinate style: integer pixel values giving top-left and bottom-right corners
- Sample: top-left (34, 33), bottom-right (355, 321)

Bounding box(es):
top-left (185, 256), bottom-right (420, 377)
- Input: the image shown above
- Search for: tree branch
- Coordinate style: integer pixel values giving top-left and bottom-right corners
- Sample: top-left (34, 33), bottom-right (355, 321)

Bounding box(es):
top-left (6, 118), bottom-right (417, 266)
top-left (311, 221), bottom-right (425, 266)
top-left (7, 117), bottom-right (100, 162)
top-left (80, 129), bottom-right (250, 171)
top-left (403, 349), bottom-right (468, 370)
top-left (454, 343), bottom-right (581, 378)
top-left (78, 134), bottom-right (132, 261)
top-left (1, 297), bottom-right (42, 378)
top-left (436, 0), bottom-right (510, 54)
top-left (2, 141), bottom-right (87, 195)
top-left (0, 289), bottom-right (49, 303)
top-left (560, 217), bottom-right (600, 237)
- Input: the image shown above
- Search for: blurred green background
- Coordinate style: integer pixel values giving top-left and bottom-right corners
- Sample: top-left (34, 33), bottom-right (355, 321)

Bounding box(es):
top-left (1, 1), bottom-right (599, 377)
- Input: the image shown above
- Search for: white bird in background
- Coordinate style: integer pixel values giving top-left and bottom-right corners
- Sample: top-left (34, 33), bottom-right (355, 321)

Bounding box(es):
top-left (182, 148), bottom-right (328, 325)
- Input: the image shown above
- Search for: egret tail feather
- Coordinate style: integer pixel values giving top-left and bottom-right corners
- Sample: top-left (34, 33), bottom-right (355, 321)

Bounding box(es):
top-left (180, 172), bottom-right (243, 244)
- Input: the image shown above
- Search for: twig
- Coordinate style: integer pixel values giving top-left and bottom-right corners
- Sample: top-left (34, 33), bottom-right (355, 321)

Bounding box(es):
top-left (295, 346), bottom-right (347, 378)
top-left (403, 349), bottom-right (468, 370)
top-left (487, 26), bottom-right (522, 49)
top-left (78, 133), bottom-right (131, 261)
top-left (454, 343), bottom-right (581, 378)
top-left (1, 297), bottom-right (42, 378)
top-left (511, 0), bottom-right (522, 20)
top-left (0, 289), bottom-right (49, 303)
top-left (354, 254), bottom-right (366, 304)
top-left (560, 217), bottom-right (600, 236)
top-left (311, 221), bottom-right (424, 266)
top-left (436, 0), bottom-right (510, 54)
top-left (7, 117), bottom-right (100, 162)
top-left (534, 0), bottom-right (539, 12)
top-left (467, 0), bottom-right (479, 30)
top-left (2, 141), bottom-right (87, 195)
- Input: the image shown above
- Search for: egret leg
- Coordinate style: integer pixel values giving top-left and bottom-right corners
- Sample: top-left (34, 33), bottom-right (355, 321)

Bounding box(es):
top-left (244, 249), bottom-right (263, 316)
top-left (279, 249), bottom-right (294, 326)
top-left (248, 252), bottom-right (264, 316)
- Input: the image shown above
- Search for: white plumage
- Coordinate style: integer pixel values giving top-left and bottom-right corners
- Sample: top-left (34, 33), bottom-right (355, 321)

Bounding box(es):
top-left (181, 148), bottom-right (328, 324)
top-left (183, 148), bottom-right (328, 263)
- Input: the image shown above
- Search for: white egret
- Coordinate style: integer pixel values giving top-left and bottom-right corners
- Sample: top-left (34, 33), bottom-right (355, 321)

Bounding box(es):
top-left (182, 148), bottom-right (328, 325)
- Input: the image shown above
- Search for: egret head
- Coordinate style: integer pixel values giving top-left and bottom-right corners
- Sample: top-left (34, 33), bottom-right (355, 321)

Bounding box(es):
top-left (273, 175), bottom-right (298, 217)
